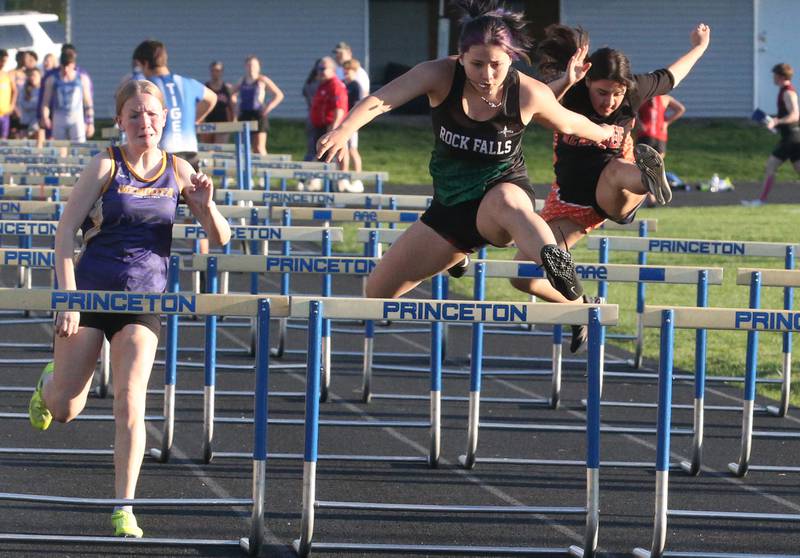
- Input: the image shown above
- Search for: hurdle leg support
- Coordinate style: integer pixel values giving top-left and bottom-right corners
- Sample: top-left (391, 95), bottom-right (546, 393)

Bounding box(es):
top-left (362, 326), bottom-right (374, 403)
top-left (633, 471), bottom-right (668, 558)
top-left (320, 334), bottom-right (330, 403)
top-left (728, 399), bottom-right (754, 477)
top-left (270, 318), bottom-right (287, 358)
top-left (150, 383), bottom-right (175, 463)
top-left (767, 351), bottom-right (791, 417)
top-left (551, 343), bottom-right (562, 409)
top-left (293, 462), bottom-right (316, 558)
top-left (240, 459), bottom-right (266, 556)
top-left (458, 391), bottom-right (480, 469)
top-left (429, 390), bottom-right (441, 468)
top-left (94, 338), bottom-right (110, 398)
top-left (679, 398), bottom-right (704, 476)
top-left (634, 314), bottom-right (644, 369)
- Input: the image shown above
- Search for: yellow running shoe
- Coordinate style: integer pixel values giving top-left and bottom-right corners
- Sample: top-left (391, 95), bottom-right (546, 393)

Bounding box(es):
top-left (111, 510), bottom-right (144, 538)
top-left (28, 362), bottom-right (54, 431)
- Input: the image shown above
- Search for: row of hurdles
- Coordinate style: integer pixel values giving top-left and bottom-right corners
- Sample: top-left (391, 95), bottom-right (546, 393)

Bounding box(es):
top-left (0, 284), bottom-right (798, 556)
top-left (0, 135), bottom-right (798, 555)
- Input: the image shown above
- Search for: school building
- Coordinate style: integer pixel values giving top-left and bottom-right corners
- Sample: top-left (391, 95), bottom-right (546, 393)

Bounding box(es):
top-left (69, 0), bottom-right (796, 119)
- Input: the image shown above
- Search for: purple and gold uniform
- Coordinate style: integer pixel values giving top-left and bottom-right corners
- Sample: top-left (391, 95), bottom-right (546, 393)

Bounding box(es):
top-left (75, 146), bottom-right (179, 294)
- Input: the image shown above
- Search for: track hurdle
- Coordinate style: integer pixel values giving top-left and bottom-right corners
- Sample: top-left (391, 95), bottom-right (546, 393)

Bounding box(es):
top-left (587, 235), bottom-right (797, 374)
top-left (737, 267), bottom-right (799, 417)
top-left (188, 253), bottom-right (373, 409)
top-left (292, 296), bottom-right (613, 557)
top-left (0, 288), bottom-right (284, 555)
top-left (355, 227), bottom-right (717, 375)
top-left (0, 184), bottom-right (433, 211)
top-left (634, 305), bottom-right (800, 558)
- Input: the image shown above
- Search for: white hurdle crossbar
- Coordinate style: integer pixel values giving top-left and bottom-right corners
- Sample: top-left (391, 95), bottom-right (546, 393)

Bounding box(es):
top-left (588, 235), bottom-right (797, 373)
top-left (737, 267), bottom-right (800, 418)
top-left (0, 288), bottom-right (286, 555)
top-left (291, 295), bottom-right (616, 558)
top-left (634, 305), bottom-right (800, 558)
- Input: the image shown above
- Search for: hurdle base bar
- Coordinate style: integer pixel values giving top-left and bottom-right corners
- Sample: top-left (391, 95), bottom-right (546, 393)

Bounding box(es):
top-left (0, 534), bottom-right (243, 547)
top-left (634, 552), bottom-right (797, 558)
top-left (213, 451), bottom-right (429, 463)
top-left (0, 493), bottom-right (251, 506)
top-left (582, 399), bottom-right (767, 414)
top-left (293, 541), bottom-right (578, 556)
top-left (478, 421), bottom-right (693, 436)
top-left (460, 456), bottom-right (681, 469)
top-left (371, 392), bottom-right (551, 406)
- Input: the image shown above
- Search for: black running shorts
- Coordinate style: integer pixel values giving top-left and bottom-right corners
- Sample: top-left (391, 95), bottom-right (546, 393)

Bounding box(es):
top-left (771, 139), bottom-right (800, 162)
top-left (78, 312), bottom-right (162, 341)
top-left (421, 172), bottom-right (535, 252)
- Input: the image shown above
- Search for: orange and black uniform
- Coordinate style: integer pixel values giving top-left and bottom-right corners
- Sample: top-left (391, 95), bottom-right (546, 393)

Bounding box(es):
top-left (771, 83), bottom-right (800, 162)
top-left (541, 69), bottom-right (674, 230)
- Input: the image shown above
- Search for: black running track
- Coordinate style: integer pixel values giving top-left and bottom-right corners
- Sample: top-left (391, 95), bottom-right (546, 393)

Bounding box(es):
top-left (0, 264), bottom-right (798, 558)
top-left (1, 180), bottom-right (799, 557)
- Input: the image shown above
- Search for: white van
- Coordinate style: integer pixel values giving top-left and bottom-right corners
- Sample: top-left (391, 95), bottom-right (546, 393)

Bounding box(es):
top-left (0, 12), bottom-right (63, 71)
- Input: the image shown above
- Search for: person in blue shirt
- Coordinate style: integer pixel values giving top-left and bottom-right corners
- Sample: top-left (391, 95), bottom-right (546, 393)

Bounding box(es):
top-left (37, 44), bottom-right (94, 141)
top-left (133, 40), bottom-right (218, 270)
top-left (132, 40), bottom-right (217, 168)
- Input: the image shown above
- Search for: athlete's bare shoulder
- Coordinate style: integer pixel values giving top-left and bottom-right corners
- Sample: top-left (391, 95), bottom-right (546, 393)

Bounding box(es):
top-left (517, 73), bottom-right (557, 124)
top-left (421, 57), bottom-right (459, 106)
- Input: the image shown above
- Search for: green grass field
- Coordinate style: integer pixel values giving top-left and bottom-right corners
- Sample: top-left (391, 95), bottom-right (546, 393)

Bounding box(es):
top-left (288, 117), bottom-right (799, 408)
top-left (267, 117), bottom-right (796, 185)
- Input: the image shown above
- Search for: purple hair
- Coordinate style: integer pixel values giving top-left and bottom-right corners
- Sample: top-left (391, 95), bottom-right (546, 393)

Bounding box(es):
top-left (452, 0), bottom-right (532, 63)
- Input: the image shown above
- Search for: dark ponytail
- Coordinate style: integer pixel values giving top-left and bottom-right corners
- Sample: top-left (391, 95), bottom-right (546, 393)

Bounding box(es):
top-left (536, 24), bottom-right (589, 82)
top-left (450, 0), bottom-right (533, 63)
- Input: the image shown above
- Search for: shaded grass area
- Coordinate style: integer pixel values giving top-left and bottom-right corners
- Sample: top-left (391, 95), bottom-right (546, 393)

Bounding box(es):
top-left (335, 204), bottom-right (800, 408)
top-left (268, 117), bottom-right (793, 185)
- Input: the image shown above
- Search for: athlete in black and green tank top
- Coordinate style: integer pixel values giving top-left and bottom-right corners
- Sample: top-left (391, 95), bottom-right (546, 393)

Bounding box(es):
top-left (314, 0), bottom-right (616, 307)
top-left (429, 62), bottom-right (530, 206)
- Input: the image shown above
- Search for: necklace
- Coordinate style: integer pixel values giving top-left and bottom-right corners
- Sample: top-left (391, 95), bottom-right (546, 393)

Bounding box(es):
top-left (480, 95), bottom-right (503, 108)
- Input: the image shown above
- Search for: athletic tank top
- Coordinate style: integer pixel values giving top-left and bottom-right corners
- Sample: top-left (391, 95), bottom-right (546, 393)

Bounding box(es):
top-left (776, 84), bottom-right (800, 141)
top-left (429, 62), bottom-right (526, 206)
top-left (0, 73), bottom-right (13, 115)
top-left (237, 78), bottom-right (263, 112)
top-left (75, 147), bottom-right (179, 293)
top-left (53, 71), bottom-right (83, 114)
top-left (637, 96), bottom-right (668, 142)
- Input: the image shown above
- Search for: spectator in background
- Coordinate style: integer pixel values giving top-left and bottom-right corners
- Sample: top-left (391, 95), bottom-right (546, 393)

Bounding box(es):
top-left (307, 56), bottom-right (350, 192)
top-left (132, 39), bottom-right (217, 166)
top-left (40, 50), bottom-right (94, 141)
top-left (12, 51), bottom-right (33, 93)
top-left (133, 39), bottom-right (217, 276)
top-left (637, 95), bottom-right (685, 156)
top-left (301, 58), bottom-right (322, 163)
top-left (0, 49), bottom-right (18, 139)
top-left (39, 44), bottom-right (94, 142)
top-left (743, 62), bottom-right (800, 206)
top-left (637, 94), bottom-right (685, 205)
top-left (15, 68), bottom-right (41, 139)
top-left (342, 58), bottom-right (365, 193)
top-left (10, 51), bottom-right (32, 133)
top-left (42, 53), bottom-right (57, 73)
top-left (333, 42), bottom-right (370, 98)
top-left (200, 61), bottom-right (234, 144)
top-left (232, 55), bottom-right (284, 155)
